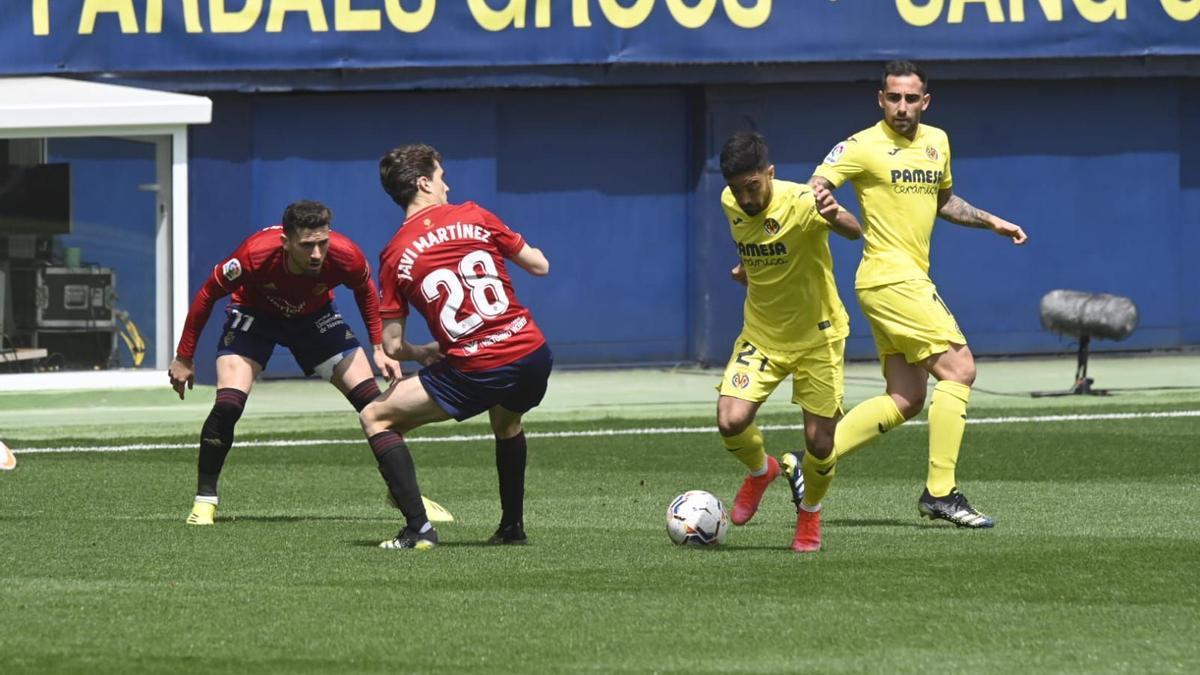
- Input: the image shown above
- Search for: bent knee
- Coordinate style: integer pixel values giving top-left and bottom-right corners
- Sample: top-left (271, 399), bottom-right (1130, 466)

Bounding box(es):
top-left (359, 401), bottom-right (389, 435)
top-left (958, 363), bottom-right (978, 386)
top-left (717, 415), bottom-right (752, 438)
top-left (891, 393), bottom-right (926, 420)
top-left (804, 432), bottom-right (834, 459)
top-left (493, 421), bottom-right (523, 440)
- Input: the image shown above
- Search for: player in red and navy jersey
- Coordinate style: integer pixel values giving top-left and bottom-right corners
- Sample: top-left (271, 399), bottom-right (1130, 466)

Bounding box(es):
top-left (169, 200), bottom-right (402, 526)
top-left (362, 143), bottom-right (553, 549)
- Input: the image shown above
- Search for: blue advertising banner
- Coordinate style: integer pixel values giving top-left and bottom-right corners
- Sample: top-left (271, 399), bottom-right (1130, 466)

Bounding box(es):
top-left (0, 1), bottom-right (1197, 74)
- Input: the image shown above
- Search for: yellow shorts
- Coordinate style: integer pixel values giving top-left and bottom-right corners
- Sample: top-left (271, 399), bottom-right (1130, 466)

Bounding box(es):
top-left (716, 334), bottom-right (845, 418)
top-left (857, 278), bottom-right (967, 365)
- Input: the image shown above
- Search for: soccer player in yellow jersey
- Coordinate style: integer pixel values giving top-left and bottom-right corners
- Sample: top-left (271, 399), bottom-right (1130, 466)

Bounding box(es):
top-left (717, 131), bottom-right (862, 552)
top-left (809, 61), bottom-right (1028, 528)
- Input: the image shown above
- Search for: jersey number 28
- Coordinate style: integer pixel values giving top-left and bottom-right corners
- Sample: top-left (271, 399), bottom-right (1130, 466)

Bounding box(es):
top-left (421, 250), bottom-right (510, 339)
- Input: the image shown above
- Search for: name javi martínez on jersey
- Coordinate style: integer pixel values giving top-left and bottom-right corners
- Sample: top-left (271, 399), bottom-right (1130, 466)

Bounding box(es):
top-left (392, 221), bottom-right (495, 282)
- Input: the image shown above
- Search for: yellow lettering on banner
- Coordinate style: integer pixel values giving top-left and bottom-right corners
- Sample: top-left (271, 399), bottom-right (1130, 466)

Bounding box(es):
top-left (146, 0), bottom-right (162, 32)
top-left (896, 0), bottom-right (944, 26)
top-left (948, 0), bottom-right (1004, 22)
top-left (1009, 0), bottom-right (1063, 22)
top-left (33, 0), bottom-right (50, 35)
top-left (724, 0), bottom-right (770, 28)
top-left (469, 0), bottom-right (526, 30)
top-left (1161, 0), bottom-right (1200, 20)
top-left (336, 0), bottom-right (381, 30)
top-left (384, 0), bottom-right (435, 32)
top-left (266, 0), bottom-right (329, 32)
top-left (183, 0), bottom-right (203, 32)
top-left (535, 0), bottom-right (551, 27)
top-left (211, 0), bottom-right (263, 33)
top-left (598, 0), bottom-right (654, 28)
top-left (79, 0), bottom-right (139, 34)
top-left (573, 0), bottom-right (592, 26)
top-left (1073, 0), bottom-right (1124, 21)
top-left (667, 0), bottom-right (717, 28)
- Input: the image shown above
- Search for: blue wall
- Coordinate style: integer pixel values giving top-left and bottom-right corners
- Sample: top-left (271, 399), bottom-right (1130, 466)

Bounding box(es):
top-left (185, 78), bottom-right (1200, 381)
top-left (188, 88), bottom-right (690, 381)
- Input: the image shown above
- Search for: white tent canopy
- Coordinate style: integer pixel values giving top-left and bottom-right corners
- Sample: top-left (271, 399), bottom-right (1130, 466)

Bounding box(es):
top-left (0, 77), bottom-right (211, 390)
top-left (0, 76), bottom-right (211, 136)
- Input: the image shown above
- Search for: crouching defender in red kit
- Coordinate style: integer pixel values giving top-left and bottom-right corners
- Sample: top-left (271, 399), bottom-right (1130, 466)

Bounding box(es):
top-left (169, 200), bottom-right (409, 525)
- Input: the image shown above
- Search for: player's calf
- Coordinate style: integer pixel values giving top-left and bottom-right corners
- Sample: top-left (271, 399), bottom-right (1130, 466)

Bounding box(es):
top-left (367, 431), bottom-right (432, 536)
top-left (188, 388), bottom-right (247, 524)
top-left (344, 378), bottom-right (381, 412)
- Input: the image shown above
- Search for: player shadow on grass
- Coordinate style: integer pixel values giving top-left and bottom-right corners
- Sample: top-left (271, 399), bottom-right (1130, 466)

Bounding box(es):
top-left (823, 517), bottom-right (919, 528)
top-left (348, 539), bottom-right (517, 548)
top-left (219, 515), bottom-right (399, 523)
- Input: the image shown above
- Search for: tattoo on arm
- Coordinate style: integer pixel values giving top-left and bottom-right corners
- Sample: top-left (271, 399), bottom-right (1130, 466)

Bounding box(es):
top-left (808, 175), bottom-right (835, 191)
top-left (939, 194), bottom-right (992, 229)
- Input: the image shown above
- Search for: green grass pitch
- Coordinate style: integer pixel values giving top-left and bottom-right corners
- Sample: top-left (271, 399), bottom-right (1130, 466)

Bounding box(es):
top-left (1, 384), bottom-right (1199, 673)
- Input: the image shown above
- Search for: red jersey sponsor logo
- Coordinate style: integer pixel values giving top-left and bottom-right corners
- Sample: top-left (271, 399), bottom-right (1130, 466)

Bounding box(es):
top-left (224, 228), bottom-right (370, 318)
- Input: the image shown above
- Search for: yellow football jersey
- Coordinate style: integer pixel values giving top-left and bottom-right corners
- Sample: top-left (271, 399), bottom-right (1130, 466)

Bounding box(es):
top-left (812, 121), bottom-right (953, 289)
top-left (721, 179), bottom-right (849, 352)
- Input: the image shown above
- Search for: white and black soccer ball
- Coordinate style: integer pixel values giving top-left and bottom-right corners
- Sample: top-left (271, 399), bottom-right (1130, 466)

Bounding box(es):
top-left (666, 490), bottom-right (729, 546)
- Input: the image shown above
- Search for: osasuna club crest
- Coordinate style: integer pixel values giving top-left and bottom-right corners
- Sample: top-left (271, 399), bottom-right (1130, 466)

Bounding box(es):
top-left (763, 218), bottom-right (781, 235)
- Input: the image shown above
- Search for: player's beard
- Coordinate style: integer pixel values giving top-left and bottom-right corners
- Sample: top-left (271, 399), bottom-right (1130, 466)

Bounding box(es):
top-left (889, 112), bottom-right (919, 136)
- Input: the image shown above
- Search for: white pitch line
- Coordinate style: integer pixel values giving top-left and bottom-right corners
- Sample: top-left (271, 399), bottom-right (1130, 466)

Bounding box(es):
top-left (10, 409), bottom-right (1200, 456)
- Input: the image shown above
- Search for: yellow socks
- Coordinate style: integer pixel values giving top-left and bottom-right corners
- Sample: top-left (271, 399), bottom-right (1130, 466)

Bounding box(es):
top-left (800, 450), bottom-right (837, 510)
top-left (833, 395), bottom-right (906, 460)
top-left (722, 424), bottom-right (767, 474)
top-left (927, 380), bottom-right (971, 497)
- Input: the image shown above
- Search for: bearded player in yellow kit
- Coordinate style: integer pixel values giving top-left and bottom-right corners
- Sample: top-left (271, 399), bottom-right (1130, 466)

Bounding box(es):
top-left (716, 131), bottom-right (862, 552)
top-left (810, 61), bottom-right (1028, 528)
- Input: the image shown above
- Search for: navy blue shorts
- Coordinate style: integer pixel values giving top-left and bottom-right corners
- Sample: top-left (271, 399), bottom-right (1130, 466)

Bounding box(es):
top-left (419, 344), bottom-right (553, 421)
top-left (215, 302), bottom-right (361, 377)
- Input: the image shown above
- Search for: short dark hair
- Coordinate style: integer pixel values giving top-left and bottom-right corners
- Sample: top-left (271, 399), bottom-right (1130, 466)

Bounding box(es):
top-left (379, 143), bottom-right (443, 208)
top-left (719, 131), bottom-right (770, 179)
top-left (281, 200), bottom-right (332, 236)
top-left (882, 60), bottom-right (927, 91)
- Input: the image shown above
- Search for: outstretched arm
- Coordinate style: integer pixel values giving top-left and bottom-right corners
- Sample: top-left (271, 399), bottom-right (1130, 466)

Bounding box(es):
top-left (937, 189), bottom-right (1027, 244)
top-left (510, 243), bottom-right (550, 276)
